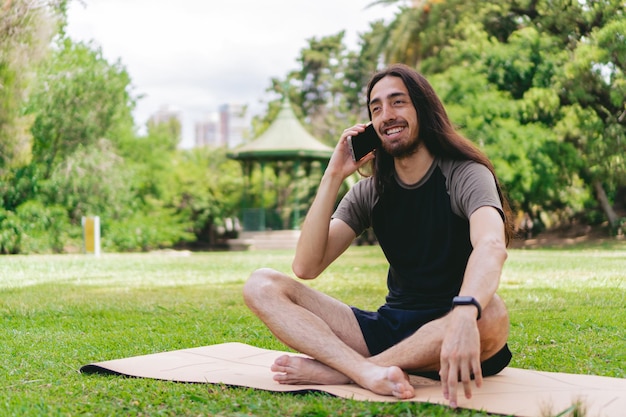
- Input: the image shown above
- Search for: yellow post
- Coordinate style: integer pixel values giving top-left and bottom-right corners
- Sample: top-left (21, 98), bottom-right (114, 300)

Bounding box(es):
top-left (82, 216), bottom-right (101, 256)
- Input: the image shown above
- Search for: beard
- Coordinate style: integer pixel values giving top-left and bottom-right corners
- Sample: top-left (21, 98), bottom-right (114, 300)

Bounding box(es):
top-left (381, 134), bottom-right (421, 158)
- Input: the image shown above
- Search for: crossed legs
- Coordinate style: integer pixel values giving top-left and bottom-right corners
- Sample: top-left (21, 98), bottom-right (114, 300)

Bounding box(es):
top-left (242, 267), bottom-right (414, 398)
top-left (242, 267), bottom-right (509, 399)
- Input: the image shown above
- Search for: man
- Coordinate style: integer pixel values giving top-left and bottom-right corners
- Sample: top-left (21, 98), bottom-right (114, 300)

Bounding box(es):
top-left (243, 64), bottom-right (514, 408)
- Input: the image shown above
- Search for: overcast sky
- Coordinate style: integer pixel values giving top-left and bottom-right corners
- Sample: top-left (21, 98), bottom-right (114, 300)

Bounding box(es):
top-left (65, 0), bottom-right (400, 148)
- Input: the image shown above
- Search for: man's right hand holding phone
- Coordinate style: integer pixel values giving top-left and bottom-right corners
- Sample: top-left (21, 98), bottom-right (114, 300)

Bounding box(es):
top-left (347, 123), bottom-right (380, 162)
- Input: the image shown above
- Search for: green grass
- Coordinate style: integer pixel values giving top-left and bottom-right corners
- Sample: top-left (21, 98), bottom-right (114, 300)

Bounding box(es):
top-left (1, 243), bottom-right (625, 416)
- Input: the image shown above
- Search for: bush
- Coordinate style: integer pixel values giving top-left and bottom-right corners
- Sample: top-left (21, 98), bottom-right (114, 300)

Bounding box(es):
top-left (0, 201), bottom-right (74, 254)
top-left (0, 209), bottom-right (21, 254)
top-left (103, 205), bottom-right (195, 252)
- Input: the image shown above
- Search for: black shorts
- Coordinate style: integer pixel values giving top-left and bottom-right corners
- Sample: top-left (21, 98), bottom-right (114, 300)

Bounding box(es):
top-left (351, 304), bottom-right (512, 379)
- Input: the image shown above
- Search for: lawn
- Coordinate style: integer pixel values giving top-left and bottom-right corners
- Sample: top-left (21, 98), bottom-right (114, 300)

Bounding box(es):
top-left (1, 242), bottom-right (624, 416)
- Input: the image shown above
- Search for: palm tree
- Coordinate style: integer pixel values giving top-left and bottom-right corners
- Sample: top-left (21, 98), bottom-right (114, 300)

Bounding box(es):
top-left (366, 0), bottom-right (443, 68)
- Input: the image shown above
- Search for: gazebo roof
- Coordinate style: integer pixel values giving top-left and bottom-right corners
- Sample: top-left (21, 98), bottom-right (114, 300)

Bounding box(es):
top-left (228, 99), bottom-right (334, 162)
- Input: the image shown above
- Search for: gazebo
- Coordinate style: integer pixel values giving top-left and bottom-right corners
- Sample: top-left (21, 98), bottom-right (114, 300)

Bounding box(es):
top-left (228, 98), bottom-right (334, 231)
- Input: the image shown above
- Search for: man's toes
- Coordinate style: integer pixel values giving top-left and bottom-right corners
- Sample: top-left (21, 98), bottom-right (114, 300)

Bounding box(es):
top-left (273, 373), bottom-right (288, 383)
top-left (273, 354), bottom-right (290, 366)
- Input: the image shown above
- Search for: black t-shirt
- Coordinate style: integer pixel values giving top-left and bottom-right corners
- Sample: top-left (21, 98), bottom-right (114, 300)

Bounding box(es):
top-left (332, 158), bottom-right (504, 310)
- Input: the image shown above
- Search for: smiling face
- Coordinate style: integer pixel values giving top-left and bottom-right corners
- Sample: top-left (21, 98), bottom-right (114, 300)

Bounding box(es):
top-left (368, 75), bottom-right (420, 158)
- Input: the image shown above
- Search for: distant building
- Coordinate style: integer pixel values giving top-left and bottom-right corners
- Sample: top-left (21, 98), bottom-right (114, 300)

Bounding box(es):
top-left (149, 105), bottom-right (182, 126)
top-left (194, 115), bottom-right (221, 147)
top-left (148, 105), bottom-right (182, 142)
top-left (194, 103), bottom-right (249, 149)
top-left (219, 103), bottom-right (248, 149)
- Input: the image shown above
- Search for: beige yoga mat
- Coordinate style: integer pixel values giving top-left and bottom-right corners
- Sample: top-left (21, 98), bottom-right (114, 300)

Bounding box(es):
top-left (81, 342), bottom-right (625, 417)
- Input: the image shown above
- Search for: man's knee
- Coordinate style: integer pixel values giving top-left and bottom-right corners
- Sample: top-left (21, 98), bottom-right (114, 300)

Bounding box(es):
top-left (479, 294), bottom-right (510, 353)
top-left (484, 293), bottom-right (508, 320)
top-left (242, 268), bottom-right (287, 311)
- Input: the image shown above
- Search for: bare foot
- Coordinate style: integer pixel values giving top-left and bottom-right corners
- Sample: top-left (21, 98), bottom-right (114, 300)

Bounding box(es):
top-left (358, 364), bottom-right (415, 399)
top-left (271, 355), bottom-right (351, 385)
top-left (271, 355), bottom-right (415, 399)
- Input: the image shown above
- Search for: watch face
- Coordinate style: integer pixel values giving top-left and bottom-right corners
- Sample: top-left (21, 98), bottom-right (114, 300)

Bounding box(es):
top-left (454, 296), bottom-right (473, 304)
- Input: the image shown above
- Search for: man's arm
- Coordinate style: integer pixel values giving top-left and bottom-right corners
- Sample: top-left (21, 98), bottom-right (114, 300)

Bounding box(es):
top-left (439, 205), bottom-right (508, 407)
top-left (459, 205), bottom-right (507, 312)
top-left (292, 124), bottom-right (374, 279)
top-left (291, 175), bottom-right (356, 279)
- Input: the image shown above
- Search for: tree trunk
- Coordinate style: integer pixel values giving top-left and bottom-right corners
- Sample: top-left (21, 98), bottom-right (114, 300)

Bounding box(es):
top-left (593, 180), bottom-right (619, 228)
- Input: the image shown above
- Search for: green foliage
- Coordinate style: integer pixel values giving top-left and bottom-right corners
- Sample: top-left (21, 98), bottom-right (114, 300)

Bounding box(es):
top-left (15, 200), bottom-right (74, 253)
top-left (118, 123), bottom-right (180, 206)
top-left (43, 139), bottom-right (136, 223)
top-left (2, 0), bottom-right (625, 253)
top-left (253, 29), bottom-right (381, 148)
top-left (0, 164), bottom-right (41, 212)
top-left (430, 67), bottom-right (560, 212)
top-left (2, 30), bottom-right (201, 253)
top-left (371, 0), bottom-right (626, 227)
top-left (288, 31), bottom-right (362, 145)
top-left (0, 201), bottom-right (72, 254)
top-left (169, 147), bottom-right (244, 245)
top-left (27, 37), bottom-right (136, 179)
top-left (103, 204), bottom-right (194, 252)
top-left (0, 208), bottom-right (20, 254)
top-left (0, 0), bottom-right (59, 175)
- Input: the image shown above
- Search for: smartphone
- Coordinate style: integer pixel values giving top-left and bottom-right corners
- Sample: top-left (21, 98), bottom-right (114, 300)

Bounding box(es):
top-left (347, 124), bottom-right (381, 162)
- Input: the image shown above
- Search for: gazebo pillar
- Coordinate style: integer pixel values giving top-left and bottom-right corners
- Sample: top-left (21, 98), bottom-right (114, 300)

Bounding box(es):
top-left (259, 160), bottom-right (266, 231)
top-left (292, 160), bottom-right (301, 229)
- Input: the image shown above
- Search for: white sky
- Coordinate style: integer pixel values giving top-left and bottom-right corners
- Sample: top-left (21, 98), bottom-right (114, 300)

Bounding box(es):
top-left (65, 0), bottom-right (400, 148)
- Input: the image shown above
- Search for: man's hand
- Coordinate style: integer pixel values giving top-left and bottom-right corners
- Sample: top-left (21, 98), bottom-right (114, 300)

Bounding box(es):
top-left (326, 124), bottom-right (375, 180)
top-left (438, 308), bottom-right (483, 408)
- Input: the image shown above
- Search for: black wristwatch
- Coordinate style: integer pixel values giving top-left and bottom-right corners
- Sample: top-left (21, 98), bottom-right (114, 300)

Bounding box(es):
top-left (452, 296), bottom-right (482, 320)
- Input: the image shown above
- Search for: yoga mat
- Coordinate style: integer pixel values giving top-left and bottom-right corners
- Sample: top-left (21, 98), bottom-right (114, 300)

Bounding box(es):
top-left (80, 342), bottom-right (625, 417)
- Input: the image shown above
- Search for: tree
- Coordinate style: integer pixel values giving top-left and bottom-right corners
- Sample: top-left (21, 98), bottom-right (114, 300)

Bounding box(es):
top-left (27, 37), bottom-right (136, 179)
top-left (17, 32), bottom-right (199, 252)
top-left (287, 31), bottom-right (357, 145)
top-left (554, 17), bottom-right (626, 229)
top-left (170, 147), bottom-right (243, 247)
top-left (0, 0), bottom-right (60, 175)
top-left (368, 0), bottom-right (477, 70)
top-left (1, 2), bottom-right (253, 252)
top-left (255, 28), bottom-right (382, 145)
top-left (45, 138), bottom-right (135, 224)
top-left (497, 0), bottom-right (626, 229)
top-left (118, 118), bottom-right (180, 205)
top-left (367, 0), bottom-right (625, 231)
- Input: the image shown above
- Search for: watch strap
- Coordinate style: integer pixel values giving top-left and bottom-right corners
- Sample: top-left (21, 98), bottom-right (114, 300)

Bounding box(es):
top-left (452, 296), bottom-right (482, 320)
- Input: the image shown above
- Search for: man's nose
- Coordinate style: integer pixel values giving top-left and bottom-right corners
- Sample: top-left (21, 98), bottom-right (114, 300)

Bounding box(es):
top-left (380, 104), bottom-right (396, 122)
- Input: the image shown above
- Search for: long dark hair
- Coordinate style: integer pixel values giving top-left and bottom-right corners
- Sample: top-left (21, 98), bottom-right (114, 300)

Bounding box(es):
top-left (366, 64), bottom-right (514, 244)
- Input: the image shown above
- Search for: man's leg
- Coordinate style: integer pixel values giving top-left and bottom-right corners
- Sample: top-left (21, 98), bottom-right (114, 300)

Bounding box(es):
top-left (369, 294), bottom-right (510, 372)
top-left (242, 267), bottom-right (415, 398)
